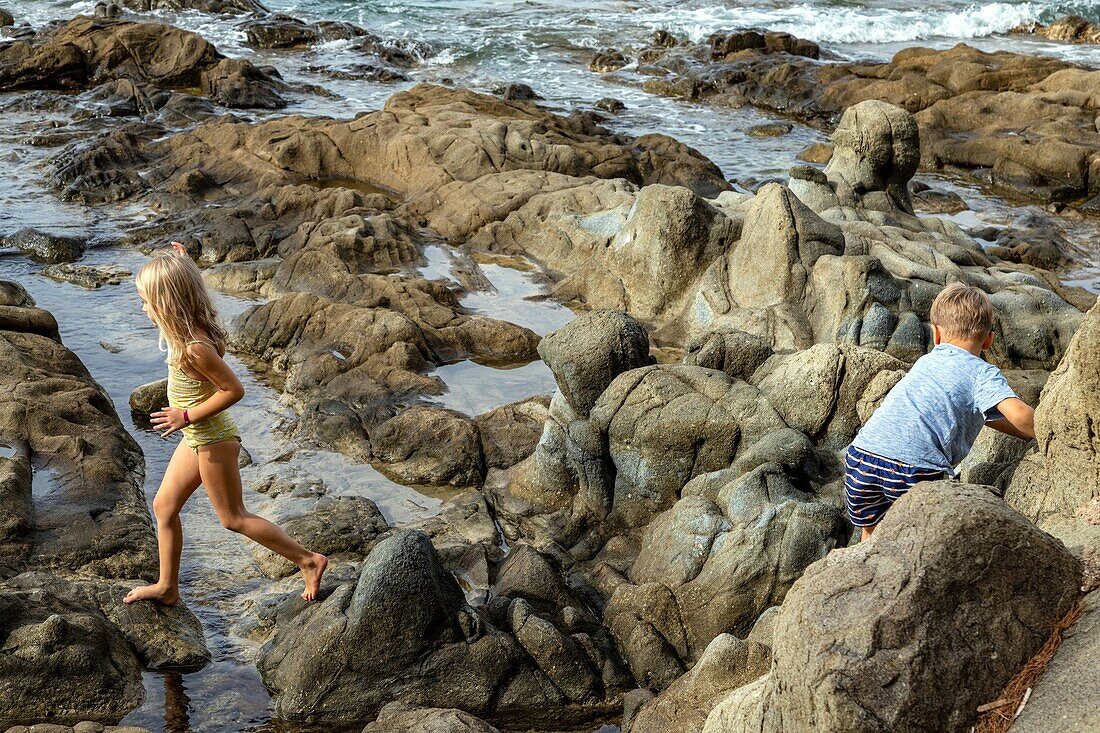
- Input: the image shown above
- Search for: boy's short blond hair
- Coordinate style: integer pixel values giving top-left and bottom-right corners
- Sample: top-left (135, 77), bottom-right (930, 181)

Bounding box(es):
top-left (930, 282), bottom-right (994, 340)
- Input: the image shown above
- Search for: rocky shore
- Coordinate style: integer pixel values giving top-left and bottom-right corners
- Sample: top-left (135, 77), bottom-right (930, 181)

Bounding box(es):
top-left (1, 5), bottom-right (1098, 733)
top-left (590, 25), bottom-right (1100, 211)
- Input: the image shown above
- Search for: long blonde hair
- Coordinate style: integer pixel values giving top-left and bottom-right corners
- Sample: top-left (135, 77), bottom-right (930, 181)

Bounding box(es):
top-left (135, 253), bottom-right (228, 372)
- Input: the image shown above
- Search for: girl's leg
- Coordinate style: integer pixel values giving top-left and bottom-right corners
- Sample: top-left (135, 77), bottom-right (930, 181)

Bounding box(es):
top-left (198, 439), bottom-right (327, 601)
top-left (125, 439), bottom-right (202, 605)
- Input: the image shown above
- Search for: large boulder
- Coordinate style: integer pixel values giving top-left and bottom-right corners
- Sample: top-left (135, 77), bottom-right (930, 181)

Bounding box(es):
top-left (605, 463), bottom-right (848, 687)
top-left (1006, 297), bottom-right (1100, 550)
top-left (362, 702), bottom-right (501, 733)
top-left (537, 311), bottom-right (652, 418)
top-left (257, 529), bottom-right (618, 728)
top-left (705, 482), bottom-right (1081, 733)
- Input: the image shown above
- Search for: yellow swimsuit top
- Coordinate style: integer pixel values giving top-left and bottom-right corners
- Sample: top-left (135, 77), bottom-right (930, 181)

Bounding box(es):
top-left (166, 339), bottom-right (241, 450)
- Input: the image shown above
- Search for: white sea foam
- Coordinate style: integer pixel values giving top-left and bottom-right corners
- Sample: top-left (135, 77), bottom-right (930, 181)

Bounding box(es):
top-left (636, 2), bottom-right (1068, 45)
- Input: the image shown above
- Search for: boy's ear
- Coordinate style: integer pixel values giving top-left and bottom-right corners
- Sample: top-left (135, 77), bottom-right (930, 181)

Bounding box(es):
top-left (982, 331), bottom-right (995, 350)
top-left (931, 324), bottom-right (942, 346)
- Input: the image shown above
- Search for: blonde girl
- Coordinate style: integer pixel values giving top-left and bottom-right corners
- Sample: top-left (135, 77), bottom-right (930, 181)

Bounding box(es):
top-left (125, 241), bottom-right (327, 604)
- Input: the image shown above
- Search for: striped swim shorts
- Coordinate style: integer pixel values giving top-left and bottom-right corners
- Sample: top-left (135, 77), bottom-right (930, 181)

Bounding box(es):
top-left (844, 446), bottom-right (946, 527)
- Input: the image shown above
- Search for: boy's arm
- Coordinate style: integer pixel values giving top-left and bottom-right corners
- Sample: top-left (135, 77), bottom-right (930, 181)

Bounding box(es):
top-left (987, 397), bottom-right (1035, 440)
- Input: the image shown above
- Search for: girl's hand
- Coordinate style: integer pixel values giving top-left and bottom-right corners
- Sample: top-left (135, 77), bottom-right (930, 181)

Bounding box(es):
top-left (170, 241), bottom-right (188, 257)
top-left (151, 406), bottom-right (188, 437)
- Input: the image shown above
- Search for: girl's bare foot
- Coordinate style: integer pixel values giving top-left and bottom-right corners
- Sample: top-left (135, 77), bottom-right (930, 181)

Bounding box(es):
top-left (300, 553), bottom-right (328, 601)
top-left (124, 583), bottom-right (180, 606)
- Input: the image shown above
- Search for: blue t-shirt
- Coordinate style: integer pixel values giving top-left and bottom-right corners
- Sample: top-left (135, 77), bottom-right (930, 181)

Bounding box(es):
top-left (851, 344), bottom-right (1018, 473)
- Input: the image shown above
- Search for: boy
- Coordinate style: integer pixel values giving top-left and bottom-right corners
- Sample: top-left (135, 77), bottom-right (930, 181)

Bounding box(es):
top-left (845, 283), bottom-right (1036, 540)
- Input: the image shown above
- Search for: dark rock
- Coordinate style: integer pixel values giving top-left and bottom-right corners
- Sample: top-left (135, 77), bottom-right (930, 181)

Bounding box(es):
top-left (492, 83), bottom-right (541, 101)
top-left (3, 228), bottom-right (85, 263)
top-left (371, 406), bottom-right (485, 486)
top-left (119, 0), bottom-right (267, 13)
top-left (40, 263), bottom-right (131, 288)
top-left (594, 97), bottom-right (626, 113)
top-left (362, 702), bottom-right (501, 732)
top-left (590, 49), bottom-right (629, 73)
top-left (683, 329), bottom-right (773, 381)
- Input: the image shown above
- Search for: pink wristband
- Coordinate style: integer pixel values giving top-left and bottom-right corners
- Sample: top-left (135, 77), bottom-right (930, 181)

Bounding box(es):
top-left (183, 409), bottom-right (190, 426)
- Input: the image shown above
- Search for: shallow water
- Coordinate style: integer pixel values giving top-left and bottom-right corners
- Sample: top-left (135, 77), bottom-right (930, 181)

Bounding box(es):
top-left (1, 0), bottom-right (1099, 731)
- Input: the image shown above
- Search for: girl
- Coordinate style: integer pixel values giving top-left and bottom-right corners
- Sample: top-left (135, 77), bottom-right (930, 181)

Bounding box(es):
top-left (125, 241), bottom-right (327, 604)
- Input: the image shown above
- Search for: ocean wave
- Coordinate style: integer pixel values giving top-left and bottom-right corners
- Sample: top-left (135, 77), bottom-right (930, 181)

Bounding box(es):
top-left (637, 1), bottom-right (1100, 45)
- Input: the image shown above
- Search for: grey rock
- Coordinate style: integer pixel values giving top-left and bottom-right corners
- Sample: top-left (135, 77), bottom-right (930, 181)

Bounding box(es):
top-left (3, 229), bottom-right (85, 264)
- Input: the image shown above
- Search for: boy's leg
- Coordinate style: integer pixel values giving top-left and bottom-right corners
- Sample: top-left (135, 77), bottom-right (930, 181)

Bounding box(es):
top-left (125, 439), bottom-right (202, 604)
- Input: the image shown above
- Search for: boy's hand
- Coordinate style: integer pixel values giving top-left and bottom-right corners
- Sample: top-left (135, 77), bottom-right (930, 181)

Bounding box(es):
top-left (988, 397), bottom-right (1036, 440)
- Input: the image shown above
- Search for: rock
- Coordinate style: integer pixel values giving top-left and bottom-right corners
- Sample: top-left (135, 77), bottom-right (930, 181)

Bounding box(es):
top-left (682, 329), bottom-right (772, 381)
top-left (1006, 298), bottom-right (1100, 547)
top-left (746, 122), bottom-right (792, 138)
top-left (492, 543), bottom-right (580, 617)
top-left (910, 185), bottom-right (968, 214)
top-left (251, 496), bottom-right (389, 579)
top-left (1011, 15), bottom-right (1100, 44)
top-left (796, 142), bottom-right (832, 164)
top-left (363, 702), bottom-right (501, 732)
top-left (0, 297), bottom-right (155, 579)
top-left (1011, 590), bottom-right (1100, 733)
top-left (40, 263), bottom-right (132, 289)
top-left (594, 98), bottom-right (626, 113)
top-left (628, 633), bottom-right (771, 733)
top-left (590, 50), bottom-right (628, 73)
top-left (0, 281), bottom-right (34, 307)
top-left (0, 16), bottom-right (283, 110)
top-left (128, 378), bottom-right (167, 416)
top-left (474, 396), bottom-right (551, 470)
top-left (492, 83), bottom-right (541, 101)
top-left (199, 58), bottom-right (286, 109)
top-left (707, 482), bottom-right (1081, 733)
top-left (371, 406), bottom-right (485, 486)
top-left (537, 310), bottom-right (652, 418)
top-left (258, 529), bottom-right (618, 728)
top-left (753, 343), bottom-right (908, 447)
top-left (0, 583), bottom-right (144, 724)
top-left (119, 0), bottom-right (268, 13)
top-left (2, 229), bottom-right (85, 263)
top-left (0, 9), bottom-right (13, 27)
top-left (606, 463), bottom-right (847, 686)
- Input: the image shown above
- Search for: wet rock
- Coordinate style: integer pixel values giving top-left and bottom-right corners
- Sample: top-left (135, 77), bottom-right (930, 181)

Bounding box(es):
top-left (0, 16), bottom-right (284, 110)
top-left (0, 9), bottom-right (13, 27)
top-left (909, 184), bottom-right (968, 214)
top-left (251, 496), bottom-right (389, 579)
top-left (40, 263), bottom-right (132, 288)
top-left (119, 0), bottom-right (267, 13)
top-left (0, 298), bottom-right (154, 579)
top-left (627, 633), bottom-right (771, 733)
top-left (371, 406), bottom-right (485, 487)
top-left (0, 583), bottom-right (144, 724)
top-left (492, 83), bottom-right (541, 101)
top-left (746, 122), bottom-right (792, 138)
top-left (2, 229), bottom-right (85, 264)
top-left (362, 702), bottom-right (501, 732)
top-left (1011, 15), bottom-right (1100, 44)
top-left (128, 378), bottom-right (167, 418)
top-left (474, 396), bottom-right (551, 470)
top-left (594, 97), bottom-right (626, 114)
top-left (537, 310), bottom-right (652, 419)
top-left (590, 49), bottom-right (628, 73)
top-left (683, 329), bottom-right (772, 381)
top-left (705, 482), bottom-right (1081, 733)
top-left (199, 58), bottom-right (287, 109)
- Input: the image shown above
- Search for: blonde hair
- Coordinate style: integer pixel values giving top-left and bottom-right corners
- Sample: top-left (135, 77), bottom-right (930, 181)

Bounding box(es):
top-left (135, 253), bottom-right (228, 372)
top-left (930, 282), bottom-right (994, 340)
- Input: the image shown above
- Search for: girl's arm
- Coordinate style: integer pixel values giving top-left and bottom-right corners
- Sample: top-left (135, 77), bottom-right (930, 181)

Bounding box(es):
top-left (154, 342), bottom-right (244, 437)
